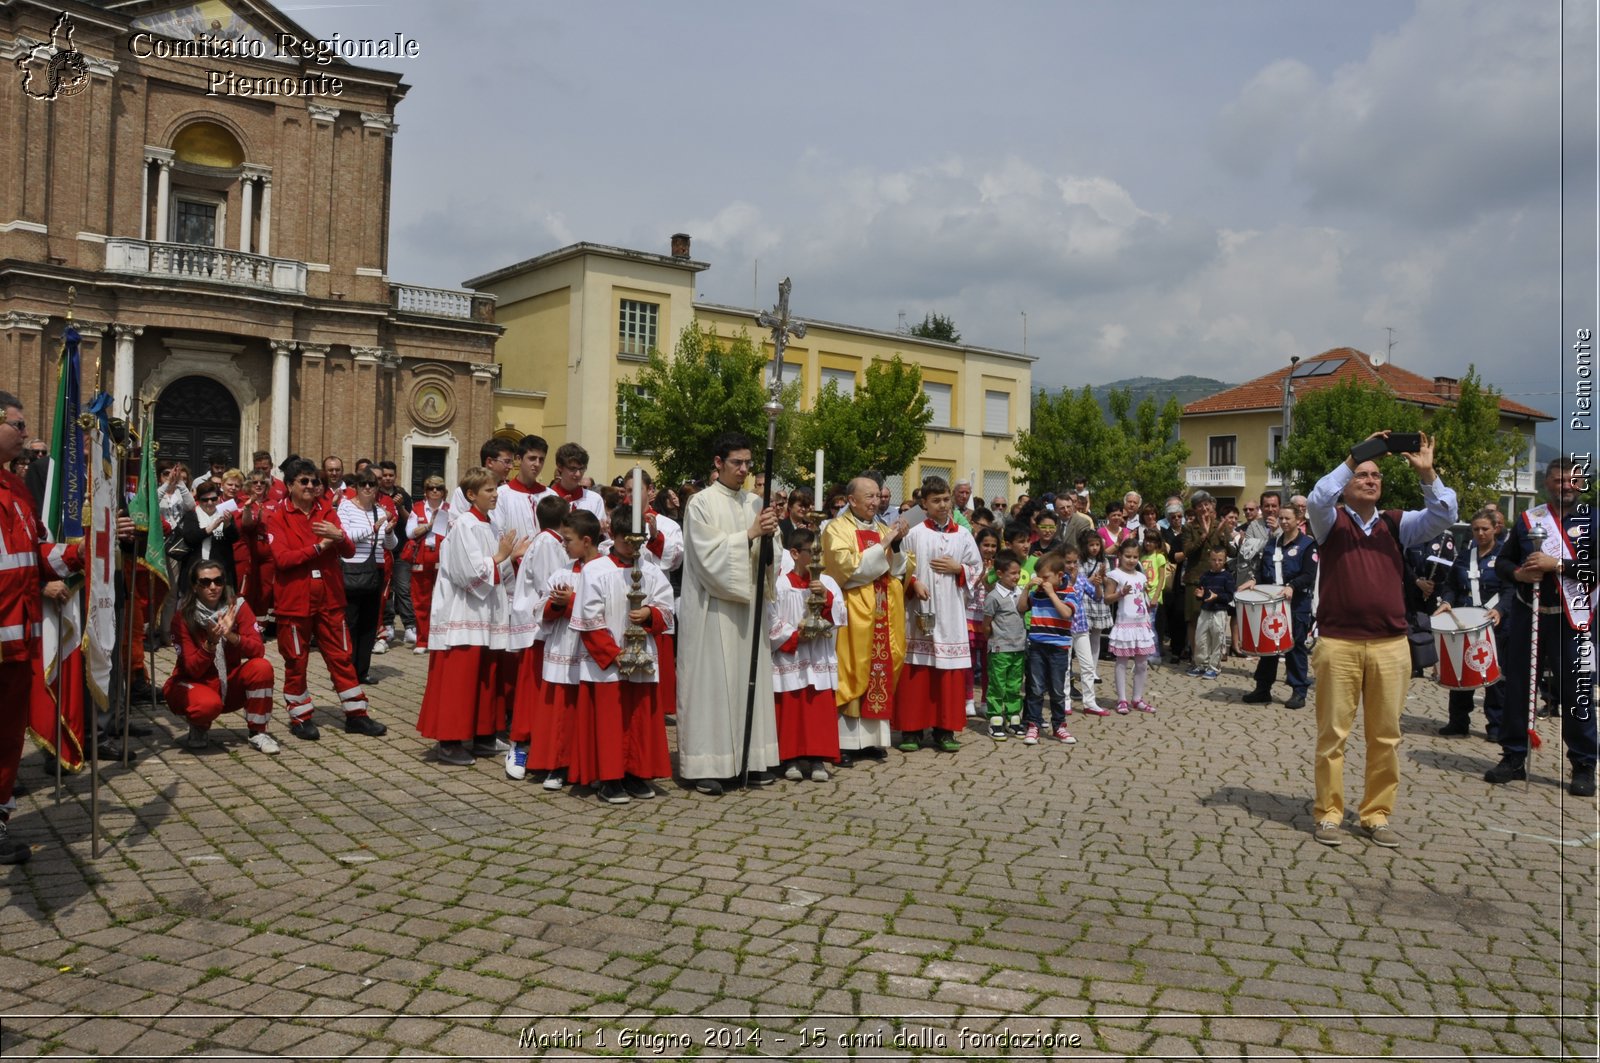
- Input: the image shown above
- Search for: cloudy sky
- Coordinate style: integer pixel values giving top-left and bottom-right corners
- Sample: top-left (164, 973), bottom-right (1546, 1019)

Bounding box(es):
top-left (294, 0), bottom-right (1595, 448)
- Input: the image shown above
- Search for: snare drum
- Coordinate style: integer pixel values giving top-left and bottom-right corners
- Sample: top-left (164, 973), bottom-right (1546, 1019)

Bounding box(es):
top-left (1432, 606), bottom-right (1501, 689)
top-left (1235, 585), bottom-right (1294, 656)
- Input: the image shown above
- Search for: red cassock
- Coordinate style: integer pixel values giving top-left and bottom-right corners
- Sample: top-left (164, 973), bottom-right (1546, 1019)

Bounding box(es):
top-left (893, 665), bottom-right (969, 732)
top-left (415, 644), bottom-right (499, 742)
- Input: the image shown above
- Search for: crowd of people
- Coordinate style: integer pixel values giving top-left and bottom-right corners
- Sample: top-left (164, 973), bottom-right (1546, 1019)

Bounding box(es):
top-left (0, 382), bottom-right (1594, 863)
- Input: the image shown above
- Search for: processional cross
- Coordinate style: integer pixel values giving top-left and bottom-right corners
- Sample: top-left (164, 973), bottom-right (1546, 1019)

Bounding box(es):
top-left (756, 278), bottom-right (807, 413)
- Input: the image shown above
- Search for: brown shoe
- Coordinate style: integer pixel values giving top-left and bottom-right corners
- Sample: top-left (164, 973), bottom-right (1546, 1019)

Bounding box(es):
top-left (1364, 823), bottom-right (1401, 849)
top-left (1312, 821), bottom-right (1343, 846)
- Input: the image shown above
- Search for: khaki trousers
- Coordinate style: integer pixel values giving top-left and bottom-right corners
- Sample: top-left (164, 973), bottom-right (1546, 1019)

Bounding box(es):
top-left (1312, 634), bottom-right (1408, 828)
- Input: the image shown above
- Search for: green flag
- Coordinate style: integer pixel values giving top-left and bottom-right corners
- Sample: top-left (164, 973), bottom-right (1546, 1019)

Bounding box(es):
top-left (129, 408), bottom-right (168, 585)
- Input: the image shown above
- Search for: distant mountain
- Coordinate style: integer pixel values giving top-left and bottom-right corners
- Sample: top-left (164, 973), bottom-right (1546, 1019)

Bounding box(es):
top-left (1034, 375), bottom-right (1234, 417)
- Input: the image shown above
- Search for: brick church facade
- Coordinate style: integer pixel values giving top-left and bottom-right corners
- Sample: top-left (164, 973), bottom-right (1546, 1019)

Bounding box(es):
top-left (1, 0), bottom-right (500, 490)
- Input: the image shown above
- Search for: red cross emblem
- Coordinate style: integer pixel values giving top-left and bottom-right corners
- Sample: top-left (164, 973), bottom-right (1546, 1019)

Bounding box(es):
top-left (1264, 615), bottom-right (1287, 641)
top-left (1467, 643), bottom-right (1493, 673)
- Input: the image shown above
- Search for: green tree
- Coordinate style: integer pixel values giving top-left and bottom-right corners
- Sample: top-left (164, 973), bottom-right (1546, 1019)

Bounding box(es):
top-left (1104, 390), bottom-right (1190, 504)
top-left (780, 354), bottom-right (931, 487)
top-left (1426, 366), bottom-right (1526, 515)
top-left (908, 312), bottom-right (961, 344)
top-left (617, 325), bottom-right (795, 490)
top-left (1008, 385), bottom-right (1124, 495)
top-left (1272, 379), bottom-right (1425, 507)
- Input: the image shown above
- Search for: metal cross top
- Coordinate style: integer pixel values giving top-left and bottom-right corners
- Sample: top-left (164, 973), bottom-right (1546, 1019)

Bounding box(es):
top-left (756, 277), bottom-right (807, 395)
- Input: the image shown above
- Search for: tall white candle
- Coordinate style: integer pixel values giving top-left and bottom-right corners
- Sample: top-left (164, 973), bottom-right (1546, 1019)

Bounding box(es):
top-left (632, 466), bottom-right (643, 533)
top-left (814, 449), bottom-right (824, 505)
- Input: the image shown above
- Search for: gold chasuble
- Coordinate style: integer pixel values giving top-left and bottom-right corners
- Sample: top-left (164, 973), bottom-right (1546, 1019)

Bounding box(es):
top-left (822, 510), bottom-right (906, 719)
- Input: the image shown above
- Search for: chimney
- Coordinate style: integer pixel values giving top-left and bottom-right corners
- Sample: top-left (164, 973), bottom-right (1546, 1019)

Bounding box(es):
top-left (670, 233), bottom-right (691, 259)
top-left (1433, 376), bottom-right (1458, 400)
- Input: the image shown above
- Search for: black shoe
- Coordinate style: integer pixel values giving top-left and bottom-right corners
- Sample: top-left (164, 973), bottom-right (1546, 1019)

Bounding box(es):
top-left (858, 746), bottom-right (889, 761)
top-left (10, 780), bottom-right (25, 798)
top-left (1484, 757), bottom-right (1527, 785)
top-left (0, 821), bottom-right (31, 865)
top-left (622, 775), bottom-right (655, 800)
top-left (1571, 768), bottom-right (1597, 798)
top-left (344, 714), bottom-right (387, 737)
top-left (289, 719), bottom-right (321, 741)
top-left (1241, 688), bottom-right (1271, 705)
top-left (1437, 721), bottom-right (1470, 737)
top-left (1283, 693), bottom-right (1307, 710)
top-left (597, 781), bottom-right (631, 805)
top-left (95, 739), bottom-right (134, 763)
top-left (694, 778), bottom-right (724, 796)
top-left (747, 770), bottom-right (776, 787)
top-left (837, 751), bottom-right (854, 768)
top-left (1485, 726), bottom-right (1500, 743)
top-left (359, 674), bottom-right (378, 687)
top-left (434, 741), bottom-right (474, 767)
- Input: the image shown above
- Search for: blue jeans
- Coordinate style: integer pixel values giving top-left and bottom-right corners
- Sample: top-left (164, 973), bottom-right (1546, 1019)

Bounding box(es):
top-left (1026, 643), bottom-right (1071, 728)
top-left (1253, 611), bottom-right (1311, 693)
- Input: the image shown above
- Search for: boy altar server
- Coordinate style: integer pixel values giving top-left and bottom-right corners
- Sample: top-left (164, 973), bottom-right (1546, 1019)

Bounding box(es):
top-left (505, 495), bottom-right (574, 781)
top-left (770, 528), bottom-right (846, 781)
top-left (896, 476), bottom-right (982, 752)
top-left (598, 505), bottom-right (676, 797)
top-left (415, 467), bottom-right (529, 767)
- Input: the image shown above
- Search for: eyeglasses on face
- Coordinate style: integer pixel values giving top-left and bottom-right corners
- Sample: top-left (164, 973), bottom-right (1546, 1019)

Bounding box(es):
top-left (196, 494), bottom-right (219, 503)
top-left (723, 458), bottom-right (754, 468)
top-left (194, 576), bottom-right (226, 588)
top-left (2, 418), bottom-right (24, 434)
top-left (1352, 472), bottom-right (1384, 482)
top-left (294, 477), bottom-right (318, 486)
top-left (425, 485), bottom-right (446, 492)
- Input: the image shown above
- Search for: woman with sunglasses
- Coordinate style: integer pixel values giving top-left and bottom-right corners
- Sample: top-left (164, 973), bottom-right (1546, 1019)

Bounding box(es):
top-left (176, 481), bottom-right (240, 594)
top-left (338, 469), bottom-right (397, 687)
top-left (163, 559), bottom-right (279, 754)
top-left (402, 475), bottom-right (448, 654)
top-left (241, 470), bottom-right (276, 624)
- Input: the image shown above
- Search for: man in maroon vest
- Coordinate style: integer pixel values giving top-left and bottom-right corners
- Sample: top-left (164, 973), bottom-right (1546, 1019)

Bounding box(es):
top-left (1305, 431), bottom-right (1457, 849)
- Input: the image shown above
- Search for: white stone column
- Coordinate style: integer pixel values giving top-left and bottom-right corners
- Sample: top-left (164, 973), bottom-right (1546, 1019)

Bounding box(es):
top-left (154, 160), bottom-right (172, 243)
top-left (258, 178), bottom-right (272, 256)
top-left (239, 177), bottom-right (254, 254)
top-left (112, 324), bottom-right (143, 415)
top-left (140, 160), bottom-right (150, 241)
top-left (270, 340), bottom-right (294, 462)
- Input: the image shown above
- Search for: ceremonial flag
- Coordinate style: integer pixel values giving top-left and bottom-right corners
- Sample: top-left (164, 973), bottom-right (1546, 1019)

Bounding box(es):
top-left (83, 391), bottom-right (117, 711)
top-left (32, 326), bottom-right (88, 770)
top-left (128, 408), bottom-right (167, 585)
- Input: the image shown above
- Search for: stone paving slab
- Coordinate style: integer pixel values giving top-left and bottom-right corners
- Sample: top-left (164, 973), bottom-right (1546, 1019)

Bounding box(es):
top-left (0, 641), bottom-right (1595, 1060)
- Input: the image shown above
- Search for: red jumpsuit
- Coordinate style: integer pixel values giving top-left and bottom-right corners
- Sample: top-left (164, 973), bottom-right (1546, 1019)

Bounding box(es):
top-left (265, 497), bottom-right (370, 725)
top-left (241, 498), bottom-right (276, 619)
top-left (163, 599), bottom-right (275, 733)
top-left (0, 470), bottom-right (80, 808)
top-left (403, 500), bottom-right (442, 648)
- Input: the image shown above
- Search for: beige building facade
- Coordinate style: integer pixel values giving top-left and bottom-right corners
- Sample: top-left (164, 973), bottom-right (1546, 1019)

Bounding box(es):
top-left (2, 0), bottom-right (499, 492)
top-left (1179, 347), bottom-right (1551, 517)
top-left (469, 236), bottom-right (1034, 505)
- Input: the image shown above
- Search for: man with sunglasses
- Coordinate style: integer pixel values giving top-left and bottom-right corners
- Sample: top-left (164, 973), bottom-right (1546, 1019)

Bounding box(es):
top-left (0, 391), bottom-right (82, 862)
top-left (264, 458), bottom-right (386, 740)
top-left (1304, 431), bottom-right (1456, 849)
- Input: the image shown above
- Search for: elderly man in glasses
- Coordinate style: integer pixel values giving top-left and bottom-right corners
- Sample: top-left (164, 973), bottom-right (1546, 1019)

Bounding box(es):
top-left (1304, 432), bottom-right (1456, 850)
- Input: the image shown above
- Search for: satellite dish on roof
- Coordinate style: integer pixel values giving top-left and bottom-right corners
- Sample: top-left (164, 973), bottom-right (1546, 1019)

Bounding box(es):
top-left (1370, 352), bottom-right (1385, 366)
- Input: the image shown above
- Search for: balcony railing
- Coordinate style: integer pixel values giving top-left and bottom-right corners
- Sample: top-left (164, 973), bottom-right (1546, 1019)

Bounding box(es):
top-left (1185, 465), bottom-right (1247, 488)
top-left (1497, 470), bottom-right (1536, 494)
top-left (105, 238), bottom-right (307, 294)
top-left (393, 283), bottom-right (475, 320)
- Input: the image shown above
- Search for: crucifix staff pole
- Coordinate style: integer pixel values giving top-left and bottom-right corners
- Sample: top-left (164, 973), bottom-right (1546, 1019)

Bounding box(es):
top-left (739, 279), bottom-right (806, 788)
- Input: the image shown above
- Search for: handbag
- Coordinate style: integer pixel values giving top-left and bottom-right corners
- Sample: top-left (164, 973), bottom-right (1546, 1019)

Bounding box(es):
top-left (343, 516), bottom-right (383, 593)
top-left (164, 524), bottom-right (191, 560)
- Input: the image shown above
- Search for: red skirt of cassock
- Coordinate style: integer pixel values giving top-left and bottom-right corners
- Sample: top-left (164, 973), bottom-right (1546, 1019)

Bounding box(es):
top-left (551, 681), bottom-right (625, 787)
top-left (892, 663), bottom-right (969, 732)
top-left (622, 679), bottom-right (672, 780)
top-left (775, 686), bottom-right (842, 761)
top-left (415, 644), bottom-right (499, 741)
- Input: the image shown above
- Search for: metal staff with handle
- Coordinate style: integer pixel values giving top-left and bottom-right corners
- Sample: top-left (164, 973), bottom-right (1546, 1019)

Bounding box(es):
top-left (740, 279), bottom-right (805, 788)
top-left (1524, 523), bottom-right (1546, 790)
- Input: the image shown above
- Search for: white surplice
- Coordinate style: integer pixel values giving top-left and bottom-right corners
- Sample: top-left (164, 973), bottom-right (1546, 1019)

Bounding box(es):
top-left (676, 480), bottom-right (779, 778)
top-left (430, 507), bottom-right (513, 650)
top-left (901, 520), bottom-right (981, 668)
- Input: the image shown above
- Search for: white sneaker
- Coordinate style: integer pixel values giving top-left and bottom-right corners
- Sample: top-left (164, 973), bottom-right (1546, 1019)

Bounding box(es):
top-left (810, 764), bottom-right (830, 782)
top-left (964, 700), bottom-right (977, 718)
top-left (542, 770), bottom-right (566, 791)
top-left (247, 732), bottom-right (281, 755)
top-left (413, 644), bottom-right (427, 655)
top-left (404, 627), bottom-right (418, 646)
top-left (371, 639), bottom-right (388, 655)
top-left (505, 744), bottom-right (527, 781)
top-left (783, 763), bottom-right (803, 781)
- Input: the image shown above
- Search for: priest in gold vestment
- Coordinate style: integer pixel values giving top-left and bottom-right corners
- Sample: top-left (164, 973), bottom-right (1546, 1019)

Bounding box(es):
top-left (823, 477), bottom-right (909, 762)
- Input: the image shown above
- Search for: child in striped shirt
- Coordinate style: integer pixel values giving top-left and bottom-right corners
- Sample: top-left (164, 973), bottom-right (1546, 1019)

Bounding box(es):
top-left (1023, 553), bottom-right (1076, 746)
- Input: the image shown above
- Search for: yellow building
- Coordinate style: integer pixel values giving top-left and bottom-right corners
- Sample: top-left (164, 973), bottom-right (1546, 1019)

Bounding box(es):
top-left (466, 235), bottom-right (1034, 505)
top-left (1178, 347), bottom-right (1551, 516)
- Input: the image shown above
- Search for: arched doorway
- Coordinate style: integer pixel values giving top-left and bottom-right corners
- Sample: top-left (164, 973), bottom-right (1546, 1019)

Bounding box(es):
top-left (154, 375), bottom-right (241, 470)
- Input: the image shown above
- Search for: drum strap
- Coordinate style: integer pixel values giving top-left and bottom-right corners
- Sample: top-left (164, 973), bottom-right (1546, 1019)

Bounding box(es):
top-left (1272, 544), bottom-right (1283, 586)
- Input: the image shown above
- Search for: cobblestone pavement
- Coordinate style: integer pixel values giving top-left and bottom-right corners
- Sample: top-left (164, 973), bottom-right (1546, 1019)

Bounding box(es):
top-left (0, 639), bottom-right (1595, 1061)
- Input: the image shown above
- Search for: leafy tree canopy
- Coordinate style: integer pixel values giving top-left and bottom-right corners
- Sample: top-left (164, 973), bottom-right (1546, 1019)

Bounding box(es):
top-left (781, 354), bottom-right (931, 488)
top-left (908, 312), bottom-right (961, 344)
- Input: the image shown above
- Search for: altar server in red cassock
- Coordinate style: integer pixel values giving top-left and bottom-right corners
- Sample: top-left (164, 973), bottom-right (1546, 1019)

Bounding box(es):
top-left (415, 466), bottom-right (528, 767)
top-left (605, 505), bottom-right (676, 796)
top-left (164, 558), bottom-right (278, 754)
top-left (770, 528), bottom-right (845, 782)
top-left (895, 476), bottom-right (981, 752)
top-left (505, 494), bottom-right (573, 781)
